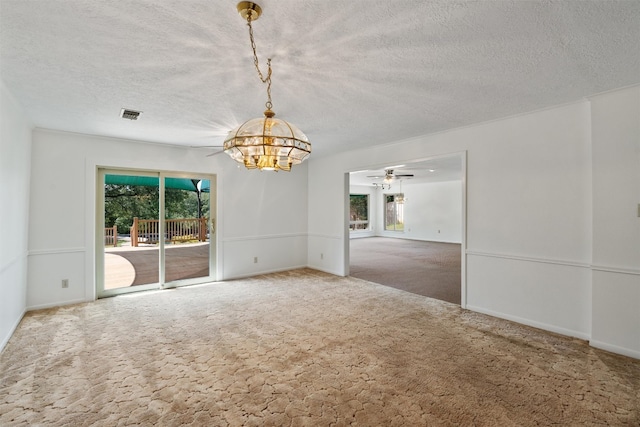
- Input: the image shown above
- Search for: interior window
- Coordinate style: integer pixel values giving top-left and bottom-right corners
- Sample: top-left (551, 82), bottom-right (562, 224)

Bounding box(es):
top-left (349, 194), bottom-right (369, 231)
top-left (385, 194), bottom-right (404, 231)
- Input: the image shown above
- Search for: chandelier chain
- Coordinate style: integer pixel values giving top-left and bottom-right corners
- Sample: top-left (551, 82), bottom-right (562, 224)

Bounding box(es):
top-left (226, 2), bottom-right (311, 171)
top-left (247, 15), bottom-right (273, 110)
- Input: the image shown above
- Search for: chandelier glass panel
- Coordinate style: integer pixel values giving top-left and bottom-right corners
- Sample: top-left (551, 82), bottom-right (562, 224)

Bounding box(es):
top-left (224, 2), bottom-right (311, 171)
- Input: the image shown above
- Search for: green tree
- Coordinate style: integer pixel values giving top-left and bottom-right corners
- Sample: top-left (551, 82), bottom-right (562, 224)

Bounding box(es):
top-left (105, 185), bottom-right (201, 234)
top-left (350, 194), bottom-right (368, 221)
top-left (105, 184), bottom-right (159, 234)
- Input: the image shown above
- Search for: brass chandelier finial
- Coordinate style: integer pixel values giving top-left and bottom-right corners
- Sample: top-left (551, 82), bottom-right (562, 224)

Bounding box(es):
top-left (223, 2), bottom-right (311, 172)
top-left (237, 1), bottom-right (261, 21)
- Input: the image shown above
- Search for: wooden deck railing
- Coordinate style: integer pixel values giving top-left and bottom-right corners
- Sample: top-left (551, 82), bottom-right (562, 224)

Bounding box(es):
top-left (104, 225), bottom-right (118, 247)
top-left (129, 217), bottom-right (208, 247)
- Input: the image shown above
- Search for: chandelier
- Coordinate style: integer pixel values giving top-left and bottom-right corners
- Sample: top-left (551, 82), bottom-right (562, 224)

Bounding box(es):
top-left (223, 2), bottom-right (312, 171)
top-left (396, 179), bottom-right (405, 204)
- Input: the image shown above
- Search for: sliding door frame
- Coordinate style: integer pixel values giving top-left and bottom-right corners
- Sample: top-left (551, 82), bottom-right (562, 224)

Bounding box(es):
top-left (161, 172), bottom-right (217, 290)
top-left (96, 168), bottom-right (216, 298)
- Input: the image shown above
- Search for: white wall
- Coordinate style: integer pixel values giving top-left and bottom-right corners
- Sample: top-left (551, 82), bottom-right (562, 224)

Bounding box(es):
top-left (590, 87), bottom-right (640, 358)
top-left (0, 81), bottom-right (32, 351)
top-left (27, 129), bottom-right (308, 309)
top-left (308, 164), bottom-right (349, 275)
top-left (309, 100), bottom-right (594, 345)
top-left (220, 157), bottom-right (308, 278)
top-left (373, 180), bottom-right (462, 243)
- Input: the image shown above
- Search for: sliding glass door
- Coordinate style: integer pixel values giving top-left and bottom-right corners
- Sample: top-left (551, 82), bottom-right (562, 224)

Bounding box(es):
top-left (97, 169), bottom-right (215, 297)
top-left (163, 177), bottom-right (211, 283)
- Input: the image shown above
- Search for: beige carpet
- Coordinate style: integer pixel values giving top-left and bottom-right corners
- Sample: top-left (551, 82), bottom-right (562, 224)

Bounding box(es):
top-left (350, 237), bottom-right (461, 304)
top-left (1, 269), bottom-right (639, 426)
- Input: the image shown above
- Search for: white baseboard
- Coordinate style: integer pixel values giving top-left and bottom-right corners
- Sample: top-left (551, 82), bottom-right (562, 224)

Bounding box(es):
top-left (306, 262), bottom-right (344, 276)
top-left (310, 265), bottom-right (345, 276)
top-left (223, 264), bottom-right (309, 281)
top-left (466, 304), bottom-right (590, 341)
top-left (0, 309), bottom-right (26, 354)
top-left (589, 340), bottom-right (640, 360)
top-left (26, 298), bottom-right (88, 312)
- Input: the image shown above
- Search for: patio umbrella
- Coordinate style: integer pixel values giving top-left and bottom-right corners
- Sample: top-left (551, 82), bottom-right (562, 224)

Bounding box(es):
top-left (104, 175), bottom-right (210, 192)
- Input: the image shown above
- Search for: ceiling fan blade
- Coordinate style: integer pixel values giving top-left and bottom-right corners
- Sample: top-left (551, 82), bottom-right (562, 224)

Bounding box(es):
top-left (206, 150), bottom-right (225, 157)
top-left (395, 174), bottom-right (414, 177)
top-left (190, 145), bottom-right (225, 157)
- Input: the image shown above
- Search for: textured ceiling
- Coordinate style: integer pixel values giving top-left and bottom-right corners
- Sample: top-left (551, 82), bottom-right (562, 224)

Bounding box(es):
top-left (350, 155), bottom-right (463, 187)
top-left (1, 0), bottom-right (639, 158)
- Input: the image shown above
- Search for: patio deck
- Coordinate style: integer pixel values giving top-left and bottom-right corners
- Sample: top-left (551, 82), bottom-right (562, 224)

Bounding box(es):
top-left (104, 243), bottom-right (210, 289)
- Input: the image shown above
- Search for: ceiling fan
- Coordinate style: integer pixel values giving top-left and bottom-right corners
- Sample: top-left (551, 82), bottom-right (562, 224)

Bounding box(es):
top-left (367, 169), bottom-right (414, 182)
top-left (190, 145), bottom-right (225, 157)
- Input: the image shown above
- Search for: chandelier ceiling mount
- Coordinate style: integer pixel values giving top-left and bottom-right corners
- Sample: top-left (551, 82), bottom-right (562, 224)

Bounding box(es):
top-left (236, 2), bottom-right (262, 21)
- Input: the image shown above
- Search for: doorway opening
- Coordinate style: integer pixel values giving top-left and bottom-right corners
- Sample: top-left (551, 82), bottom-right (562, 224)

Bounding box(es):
top-left (96, 169), bottom-right (216, 297)
top-left (347, 153), bottom-right (466, 306)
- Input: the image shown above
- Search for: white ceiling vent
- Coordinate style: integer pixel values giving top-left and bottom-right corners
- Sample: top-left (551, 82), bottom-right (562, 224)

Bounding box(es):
top-left (120, 108), bottom-right (141, 120)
